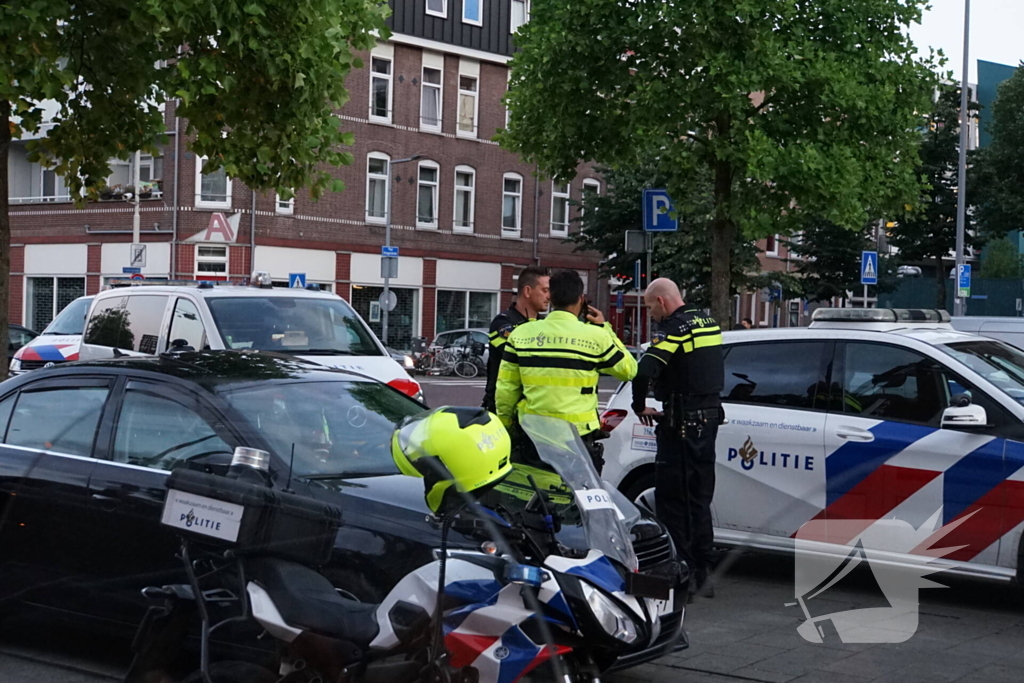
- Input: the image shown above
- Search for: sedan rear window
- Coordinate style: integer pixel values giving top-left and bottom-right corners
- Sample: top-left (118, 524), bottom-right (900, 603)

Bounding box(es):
top-left (207, 297), bottom-right (382, 357)
top-left (222, 380), bottom-right (422, 478)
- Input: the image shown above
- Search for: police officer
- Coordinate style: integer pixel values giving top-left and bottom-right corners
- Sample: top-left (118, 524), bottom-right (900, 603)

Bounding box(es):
top-left (482, 266), bottom-right (550, 413)
top-left (632, 278), bottom-right (724, 599)
top-left (496, 269), bottom-right (636, 473)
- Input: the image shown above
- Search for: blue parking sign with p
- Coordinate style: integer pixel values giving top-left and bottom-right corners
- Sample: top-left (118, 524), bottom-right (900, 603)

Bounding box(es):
top-left (643, 189), bottom-right (678, 232)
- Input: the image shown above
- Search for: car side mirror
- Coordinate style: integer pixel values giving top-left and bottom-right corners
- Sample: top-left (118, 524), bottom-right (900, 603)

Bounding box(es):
top-left (941, 403), bottom-right (988, 429)
top-left (182, 451), bottom-right (233, 475)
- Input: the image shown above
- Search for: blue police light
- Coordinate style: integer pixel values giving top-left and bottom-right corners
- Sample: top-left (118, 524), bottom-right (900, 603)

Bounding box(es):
top-left (305, 283), bottom-right (321, 291)
top-left (197, 281), bottom-right (215, 289)
top-left (507, 564), bottom-right (546, 587)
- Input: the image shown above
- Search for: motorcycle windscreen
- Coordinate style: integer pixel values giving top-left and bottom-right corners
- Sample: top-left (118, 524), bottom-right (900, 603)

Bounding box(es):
top-left (518, 414), bottom-right (639, 572)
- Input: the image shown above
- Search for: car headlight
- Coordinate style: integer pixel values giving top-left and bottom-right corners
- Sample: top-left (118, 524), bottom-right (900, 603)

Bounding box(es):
top-left (581, 582), bottom-right (637, 643)
top-left (403, 354), bottom-right (414, 369)
top-left (9, 358), bottom-right (21, 373)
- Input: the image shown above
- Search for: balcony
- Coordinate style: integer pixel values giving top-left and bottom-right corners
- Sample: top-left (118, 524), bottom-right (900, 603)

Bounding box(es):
top-left (9, 190), bottom-right (164, 206)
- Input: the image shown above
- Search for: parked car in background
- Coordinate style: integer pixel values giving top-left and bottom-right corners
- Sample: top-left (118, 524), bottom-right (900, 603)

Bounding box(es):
top-left (76, 272), bottom-right (422, 399)
top-left (430, 328), bottom-right (489, 363)
top-left (8, 325), bottom-right (38, 356)
top-left (951, 316), bottom-right (1024, 353)
top-left (9, 295), bottom-right (93, 375)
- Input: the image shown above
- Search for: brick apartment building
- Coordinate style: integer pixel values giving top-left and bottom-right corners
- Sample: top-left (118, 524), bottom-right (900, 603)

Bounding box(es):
top-left (6, 0), bottom-right (603, 350)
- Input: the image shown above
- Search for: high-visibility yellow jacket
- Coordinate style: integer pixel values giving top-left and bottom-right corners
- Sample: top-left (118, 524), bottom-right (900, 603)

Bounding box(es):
top-left (496, 310), bottom-right (637, 436)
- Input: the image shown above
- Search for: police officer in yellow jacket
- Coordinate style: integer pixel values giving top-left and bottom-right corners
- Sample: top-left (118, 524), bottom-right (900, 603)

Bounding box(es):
top-left (632, 278), bottom-right (724, 599)
top-left (496, 269), bottom-right (637, 473)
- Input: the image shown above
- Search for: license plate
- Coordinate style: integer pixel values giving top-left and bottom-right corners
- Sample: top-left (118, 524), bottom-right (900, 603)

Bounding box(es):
top-left (161, 489), bottom-right (245, 542)
top-left (647, 590), bottom-right (674, 619)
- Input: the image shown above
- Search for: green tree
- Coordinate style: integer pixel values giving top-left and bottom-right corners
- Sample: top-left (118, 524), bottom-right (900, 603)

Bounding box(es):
top-left (500, 0), bottom-right (937, 328)
top-left (783, 220), bottom-right (897, 302)
top-left (972, 62), bottom-right (1024, 238)
top-left (888, 83), bottom-right (983, 308)
top-left (1, 0), bottom-right (389, 374)
top-left (979, 238), bottom-right (1024, 280)
top-left (568, 160), bottom-right (776, 310)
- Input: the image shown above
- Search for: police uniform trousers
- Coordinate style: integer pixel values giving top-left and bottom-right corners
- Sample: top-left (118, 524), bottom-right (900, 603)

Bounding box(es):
top-left (654, 418), bottom-right (718, 573)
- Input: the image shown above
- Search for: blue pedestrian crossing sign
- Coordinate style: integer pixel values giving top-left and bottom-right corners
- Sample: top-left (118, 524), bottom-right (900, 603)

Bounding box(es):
top-left (860, 251), bottom-right (878, 286)
top-left (642, 189), bottom-right (678, 232)
top-left (289, 273), bottom-right (306, 288)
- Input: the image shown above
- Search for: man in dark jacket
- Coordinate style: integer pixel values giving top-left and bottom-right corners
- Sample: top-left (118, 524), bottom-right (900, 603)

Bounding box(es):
top-left (481, 266), bottom-right (549, 413)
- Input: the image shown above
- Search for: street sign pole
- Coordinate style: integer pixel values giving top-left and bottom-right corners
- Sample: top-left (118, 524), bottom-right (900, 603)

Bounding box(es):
top-left (954, 0), bottom-right (971, 317)
top-left (646, 232), bottom-right (653, 343)
top-left (635, 259), bottom-right (642, 353)
top-left (381, 155), bottom-right (422, 347)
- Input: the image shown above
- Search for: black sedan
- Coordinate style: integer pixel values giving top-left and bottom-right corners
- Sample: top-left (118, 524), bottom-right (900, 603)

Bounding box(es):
top-left (0, 351), bottom-right (682, 669)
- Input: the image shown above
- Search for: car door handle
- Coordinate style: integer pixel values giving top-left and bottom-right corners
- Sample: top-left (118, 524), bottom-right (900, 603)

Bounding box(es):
top-left (835, 427), bottom-right (875, 442)
top-left (91, 493), bottom-right (119, 501)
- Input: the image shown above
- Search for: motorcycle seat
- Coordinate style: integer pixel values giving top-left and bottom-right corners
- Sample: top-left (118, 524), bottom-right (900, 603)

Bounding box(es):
top-left (248, 558), bottom-right (381, 646)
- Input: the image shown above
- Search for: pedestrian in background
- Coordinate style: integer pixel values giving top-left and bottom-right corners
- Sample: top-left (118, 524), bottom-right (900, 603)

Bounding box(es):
top-left (741, 317), bottom-right (753, 329)
top-left (496, 269), bottom-right (635, 473)
top-left (631, 278), bottom-right (724, 600)
top-left (481, 266), bottom-right (550, 413)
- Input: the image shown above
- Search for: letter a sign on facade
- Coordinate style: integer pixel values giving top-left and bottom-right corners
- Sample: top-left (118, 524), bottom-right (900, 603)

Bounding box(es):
top-left (185, 212), bottom-right (240, 243)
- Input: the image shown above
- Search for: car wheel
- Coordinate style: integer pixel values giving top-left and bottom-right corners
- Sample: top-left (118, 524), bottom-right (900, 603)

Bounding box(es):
top-left (181, 662), bottom-right (277, 683)
top-left (622, 470), bottom-right (657, 515)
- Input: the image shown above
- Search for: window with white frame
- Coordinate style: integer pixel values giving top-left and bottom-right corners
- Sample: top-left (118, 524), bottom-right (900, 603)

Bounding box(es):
top-left (417, 161), bottom-right (439, 229)
top-left (195, 244), bottom-right (229, 278)
top-left (25, 277), bottom-right (85, 331)
top-left (458, 60), bottom-right (479, 137)
top-left (511, 0), bottom-right (529, 32)
top-left (276, 191), bottom-right (295, 215)
top-left (581, 179), bottom-right (601, 220)
top-left (550, 181), bottom-right (570, 236)
top-left (454, 166), bottom-right (475, 233)
top-left (426, 0), bottom-right (446, 17)
top-left (40, 167), bottom-right (67, 202)
top-left (502, 173), bottom-right (523, 235)
top-left (195, 157), bottom-right (232, 209)
top-left (421, 54), bottom-right (443, 132)
top-left (366, 153), bottom-right (390, 224)
top-left (369, 48), bottom-right (393, 123)
top-left (765, 234), bottom-right (779, 256)
top-left (462, 0), bottom-right (482, 25)
top-left (504, 72), bottom-right (511, 128)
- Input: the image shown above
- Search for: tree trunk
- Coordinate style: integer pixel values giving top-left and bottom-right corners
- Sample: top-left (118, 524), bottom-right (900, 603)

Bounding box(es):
top-left (0, 101), bottom-right (11, 380)
top-left (710, 112), bottom-right (735, 328)
top-left (935, 252), bottom-right (945, 310)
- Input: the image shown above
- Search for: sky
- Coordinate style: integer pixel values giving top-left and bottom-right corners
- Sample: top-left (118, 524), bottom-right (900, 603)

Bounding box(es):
top-left (908, 0), bottom-right (1024, 83)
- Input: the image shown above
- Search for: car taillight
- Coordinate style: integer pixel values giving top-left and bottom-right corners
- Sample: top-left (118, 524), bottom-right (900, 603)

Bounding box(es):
top-left (388, 377), bottom-right (422, 398)
top-left (600, 409), bottom-right (628, 433)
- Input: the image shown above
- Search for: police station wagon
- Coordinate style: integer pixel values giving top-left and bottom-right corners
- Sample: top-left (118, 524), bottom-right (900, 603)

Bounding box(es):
top-left (601, 308), bottom-right (1024, 583)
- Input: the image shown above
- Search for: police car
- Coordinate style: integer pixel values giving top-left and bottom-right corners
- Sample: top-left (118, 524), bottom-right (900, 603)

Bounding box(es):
top-left (9, 295), bottom-right (94, 375)
top-left (601, 308), bottom-right (1024, 583)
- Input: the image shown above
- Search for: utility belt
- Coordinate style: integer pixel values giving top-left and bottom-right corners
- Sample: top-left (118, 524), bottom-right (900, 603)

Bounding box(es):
top-left (661, 396), bottom-right (724, 435)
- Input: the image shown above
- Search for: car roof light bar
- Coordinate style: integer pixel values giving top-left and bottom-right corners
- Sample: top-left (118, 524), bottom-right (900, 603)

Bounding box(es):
top-left (810, 308), bottom-right (951, 323)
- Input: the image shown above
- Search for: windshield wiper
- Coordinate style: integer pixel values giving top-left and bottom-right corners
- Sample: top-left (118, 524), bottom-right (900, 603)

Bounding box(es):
top-left (304, 471), bottom-right (386, 480)
top-left (280, 349), bottom-right (355, 356)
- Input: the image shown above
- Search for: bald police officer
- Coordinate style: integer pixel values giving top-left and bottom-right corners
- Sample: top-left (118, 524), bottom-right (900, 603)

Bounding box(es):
top-left (632, 278), bottom-right (724, 599)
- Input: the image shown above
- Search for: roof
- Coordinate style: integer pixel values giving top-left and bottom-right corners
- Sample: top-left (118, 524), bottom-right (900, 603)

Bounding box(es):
top-left (46, 350), bottom-right (373, 392)
top-left (722, 326), bottom-right (988, 348)
top-left (98, 285), bottom-right (339, 300)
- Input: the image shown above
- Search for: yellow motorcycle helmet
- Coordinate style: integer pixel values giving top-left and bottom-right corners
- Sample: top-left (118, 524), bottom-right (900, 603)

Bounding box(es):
top-left (392, 407), bottom-right (512, 513)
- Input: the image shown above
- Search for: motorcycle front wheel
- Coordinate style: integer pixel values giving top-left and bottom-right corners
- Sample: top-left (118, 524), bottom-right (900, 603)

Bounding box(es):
top-left (181, 662), bottom-right (278, 683)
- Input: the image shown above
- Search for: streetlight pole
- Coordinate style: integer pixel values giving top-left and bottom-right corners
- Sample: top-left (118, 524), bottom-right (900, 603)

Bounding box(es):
top-left (382, 155), bottom-right (422, 347)
top-left (132, 150), bottom-right (141, 246)
top-left (954, 0), bottom-right (971, 317)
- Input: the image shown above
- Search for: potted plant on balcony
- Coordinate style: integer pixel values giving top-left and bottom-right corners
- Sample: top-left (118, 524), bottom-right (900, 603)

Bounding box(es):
top-left (99, 185), bottom-right (114, 200)
top-left (109, 184), bottom-right (125, 200)
top-left (138, 180), bottom-right (156, 199)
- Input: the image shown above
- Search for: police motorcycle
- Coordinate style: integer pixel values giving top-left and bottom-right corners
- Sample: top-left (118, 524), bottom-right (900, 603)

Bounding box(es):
top-left (125, 408), bottom-right (683, 683)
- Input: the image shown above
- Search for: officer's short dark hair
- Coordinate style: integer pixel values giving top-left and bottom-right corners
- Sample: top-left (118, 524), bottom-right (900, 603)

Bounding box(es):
top-left (517, 266), bottom-right (550, 293)
top-left (549, 270), bottom-right (584, 309)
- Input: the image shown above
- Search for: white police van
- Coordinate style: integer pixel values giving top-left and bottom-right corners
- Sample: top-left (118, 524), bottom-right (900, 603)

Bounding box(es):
top-left (76, 272), bottom-right (422, 399)
top-left (601, 308), bottom-right (1024, 582)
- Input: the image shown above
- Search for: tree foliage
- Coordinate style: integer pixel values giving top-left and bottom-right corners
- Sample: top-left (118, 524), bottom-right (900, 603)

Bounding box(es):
top-left (783, 220), bottom-right (899, 302)
top-left (500, 0), bottom-right (938, 327)
top-left (568, 159), bottom-right (773, 310)
top-left (979, 238), bottom-right (1024, 280)
top-left (0, 0), bottom-right (389, 374)
top-left (972, 62), bottom-right (1024, 238)
top-left (888, 83), bottom-right (983, 308)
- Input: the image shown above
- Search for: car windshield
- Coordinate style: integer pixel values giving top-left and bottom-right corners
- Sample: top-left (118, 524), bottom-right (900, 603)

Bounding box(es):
top-left (43, 297), bottom-right (92, 335)
top-left (207, 297), bottom-right (383, 356)
top-left (938, 340), bottom-right (1024, 404)
top-left (221, 379), bottom-right (422, 477)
